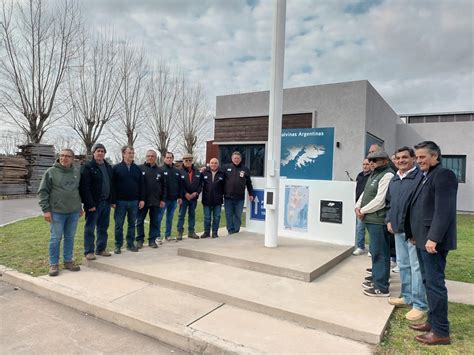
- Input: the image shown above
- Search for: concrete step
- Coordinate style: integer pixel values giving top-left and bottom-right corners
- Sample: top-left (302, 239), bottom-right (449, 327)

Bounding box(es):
top-left (1, 265), bottom-right (372, 354)
top-left (177, 232), bottom-right (353, 282)
top-left (85, 236), bottom-right (398, 345)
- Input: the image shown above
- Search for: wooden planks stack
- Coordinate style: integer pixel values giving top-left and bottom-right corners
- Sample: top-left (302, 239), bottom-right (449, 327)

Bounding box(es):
top-left (0, 156), bottom-right (28, 195)
top-left (18, 144), bottom-right (56, 193)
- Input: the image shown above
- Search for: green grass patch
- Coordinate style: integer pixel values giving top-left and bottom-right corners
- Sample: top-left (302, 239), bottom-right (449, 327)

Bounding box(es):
top-left (446, 214), bottom-right (474, 283)
top-left (378, 303), bottom-right (474, 354)
top-left (0, 204), bottom-right (241, 276)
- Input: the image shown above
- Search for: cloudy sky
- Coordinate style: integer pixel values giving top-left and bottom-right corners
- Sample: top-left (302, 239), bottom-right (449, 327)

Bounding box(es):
top-left (81, 0), bottom-right (473, 115)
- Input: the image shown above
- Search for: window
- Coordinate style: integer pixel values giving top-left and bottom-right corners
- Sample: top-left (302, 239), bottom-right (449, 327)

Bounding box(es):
top-left (219, 144), bottom-right (265, 177)
top-left (442, 155), bottom-right (466, 183)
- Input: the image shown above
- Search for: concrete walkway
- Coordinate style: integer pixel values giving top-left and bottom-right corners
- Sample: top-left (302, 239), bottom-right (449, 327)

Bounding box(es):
top-left (0, 280), bottom-right (187, 354)
top-left (0, 197), bottom-right (41, 226)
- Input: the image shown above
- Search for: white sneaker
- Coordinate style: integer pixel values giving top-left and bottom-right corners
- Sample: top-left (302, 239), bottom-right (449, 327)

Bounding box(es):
top-left (392, 265), bottom-right (400, 273)
top-left (352, 247), bottom-right (366, 256)
top-left (368, 252), bottom-right (372, 257)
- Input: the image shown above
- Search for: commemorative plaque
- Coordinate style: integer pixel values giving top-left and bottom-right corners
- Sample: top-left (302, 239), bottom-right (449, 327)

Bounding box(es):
top-left (320, 200), bottom-right (343, 224)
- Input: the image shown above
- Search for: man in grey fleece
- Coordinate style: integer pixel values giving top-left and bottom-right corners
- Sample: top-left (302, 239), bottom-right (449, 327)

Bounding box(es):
top-left (38, 148), bottom-right (83, 276)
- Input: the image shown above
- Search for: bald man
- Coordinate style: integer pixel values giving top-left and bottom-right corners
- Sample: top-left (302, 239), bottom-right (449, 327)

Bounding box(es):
top-left (200, 158), bottom-right (225, 238)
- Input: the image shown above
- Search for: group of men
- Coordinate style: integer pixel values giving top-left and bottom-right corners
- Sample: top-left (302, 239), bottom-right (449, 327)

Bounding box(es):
top-left (353, 141), bottom-right (458, 345)
top-left (38, 145), bottom-right (254, 273)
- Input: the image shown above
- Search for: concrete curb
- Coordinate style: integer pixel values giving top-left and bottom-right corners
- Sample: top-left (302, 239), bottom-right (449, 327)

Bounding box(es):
top-left (0, 266), bottom-right (248, 355)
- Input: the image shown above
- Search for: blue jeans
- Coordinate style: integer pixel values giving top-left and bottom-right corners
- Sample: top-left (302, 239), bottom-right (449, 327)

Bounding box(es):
top-left (395, 233), bottom-right (427, 310)
top-left (49, 212), bottom-right (80, 265)
top-left (417, 248), bottom-right (450, 337)
top-left (114, 200), bottom-right (138, 248)
top-left (177, 199), bottom-right (197, 233)
top-left (355, 218), bottom-right (367, 249)
top-left (366, 223), bottom-right (390, 292)
top-left (203, 205), bottom-right (222, 233)
top-left (158, 199), bottom-right (177, 238)
top-left (224, 198), bottom-right (244, 234)
top-left (84, 200), bottom-right (111, 255)
top-left (136, 206), bottom-right (161, 242)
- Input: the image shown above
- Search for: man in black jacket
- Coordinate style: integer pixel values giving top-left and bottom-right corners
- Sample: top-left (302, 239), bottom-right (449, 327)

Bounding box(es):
top-left (200, 158), bottom-right (225, 238)
top-left (353, 158), bottom-right (371, 255)
top-left (136, 149), bottom-right (166, 249)
top-left (177, 153), bottom-right (201, 240)
top-left (158, 152), bottom-right (183, 242)
top-left (405, 141), bottom-right (458, 346)
top-left (223, 151), bottom-right (254, 234)
top-left (79, 143), bottom-right (113, 260)
top-left (111, 145), bottom-right (145, 254)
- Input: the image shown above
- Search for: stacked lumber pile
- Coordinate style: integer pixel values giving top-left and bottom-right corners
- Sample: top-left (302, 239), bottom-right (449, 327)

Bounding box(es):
top-left (0, 156), bottom-right (28, 195)
top-left (18, 144), bottom-right (56, 193)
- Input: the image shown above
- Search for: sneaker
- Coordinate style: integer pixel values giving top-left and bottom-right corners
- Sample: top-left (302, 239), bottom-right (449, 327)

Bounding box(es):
top-left (137, 241), bottom-right (144, 249)
top-left (158, 239), bottom-right (163, 245)
top-left (392, 265), bottom-right (400, 273)
top-left (63, 261), bottom-right (80, 272)
top-left (49, 265), bottom-right (59, 277)
top-left (165, 236), bottom-right (170, 242)
top-left (85, 253), bottom-right (96, 260)
top-left (96, 250), bottom-right (111, 257)
top-left (126, 245), bottom-right (139, 252)
top-left (177, 231), bottom-right (183, 241)
top-left (368, 252), bottom-right (372, 257)
top-left (363, 287), bottom-right (389, 297)
top-left (364, 275), bottom-right (373, 282)
top-left (366, 268), bottom-right (372, 275)
top-left (148, 241), bottom-right (158, 249)
top-left (188, 232), bottom-right (199, 239)
top-left (201, 232), bottom-right (210, 239)
top-left (406, 308), bottom-right (427, 321)
top-left (114, 247), bottom-right (121, 254)
top-left (352, 247), bottom-right (366, 256)
top-left (212, 232), bottom-right (219, 238)
top-left (361, 280), bottom-right (373, 289)
top-left (388, 297), bottom-right (410, 307)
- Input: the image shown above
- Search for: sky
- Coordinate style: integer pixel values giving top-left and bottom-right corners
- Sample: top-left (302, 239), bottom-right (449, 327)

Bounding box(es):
top-left (80, 0), bottom-right (474, 115)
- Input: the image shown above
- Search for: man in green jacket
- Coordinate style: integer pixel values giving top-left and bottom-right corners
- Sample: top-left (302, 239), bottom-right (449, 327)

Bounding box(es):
top-left (355, 150), bottom-right (394, 297)
top-left (38, 148), bottom-right (83, 276)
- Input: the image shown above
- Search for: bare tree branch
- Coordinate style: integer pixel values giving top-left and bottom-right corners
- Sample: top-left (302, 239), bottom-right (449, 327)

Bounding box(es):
top-left (0, 0), bottom-right (81, 143)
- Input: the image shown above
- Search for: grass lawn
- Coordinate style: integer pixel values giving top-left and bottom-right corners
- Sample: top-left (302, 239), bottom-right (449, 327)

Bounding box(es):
top-left (0, 204), bottom-right (236, 276)
top-left (0, 211), bottom-right (472, 353)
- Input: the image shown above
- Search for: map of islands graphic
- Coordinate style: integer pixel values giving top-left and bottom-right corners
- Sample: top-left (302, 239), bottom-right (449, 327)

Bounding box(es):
top-left (281, 144), bottom-right (326, 169)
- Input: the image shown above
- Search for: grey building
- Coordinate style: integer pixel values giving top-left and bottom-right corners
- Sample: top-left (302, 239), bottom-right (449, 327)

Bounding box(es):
top-left (210, 80), bottom-right (473, 212)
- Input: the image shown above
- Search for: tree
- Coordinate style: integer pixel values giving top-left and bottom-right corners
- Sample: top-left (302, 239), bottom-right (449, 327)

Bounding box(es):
top-left (178, 79), bottom-right (210, 156)
top-left (0, 0), bottom-right (82, 143)
top-left (146, 61), bottom-right (180, 163)
top-left (117, 42), bottom-right (148, 147)
top-left (66, 33), bottom-right (123, 157)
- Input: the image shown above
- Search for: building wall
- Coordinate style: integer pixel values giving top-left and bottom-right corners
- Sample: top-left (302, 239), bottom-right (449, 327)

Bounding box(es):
top-left (396, 121), bottom-right (474, 212)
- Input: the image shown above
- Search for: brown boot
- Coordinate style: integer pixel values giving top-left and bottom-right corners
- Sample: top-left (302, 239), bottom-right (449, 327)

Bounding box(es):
top-left (49, 265), bottom-right (59, 277)
top-left (64, 261), bottom-right (80, 272)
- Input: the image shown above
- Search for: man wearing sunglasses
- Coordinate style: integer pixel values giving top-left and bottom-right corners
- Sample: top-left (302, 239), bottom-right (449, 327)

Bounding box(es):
top-left (355, 151), bottom-right (394, 297)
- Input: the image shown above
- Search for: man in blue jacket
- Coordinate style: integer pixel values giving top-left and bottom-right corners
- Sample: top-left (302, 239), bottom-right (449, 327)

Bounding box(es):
top-left (111, 145), bottom-right (145, 254)
top-left (79, 143), bottom-right (113, 260)
top-left (405, 141), bottom-right (458, 346)
top-left (177, 153), bottom-right (201, 240)
top-left (200, 158), bottom-right (225, 239)
top-left (385, 146), bottom-right (427, 321)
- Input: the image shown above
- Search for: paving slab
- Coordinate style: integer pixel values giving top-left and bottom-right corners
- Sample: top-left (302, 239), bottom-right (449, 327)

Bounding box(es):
top-left (191, 304), bottom-right (373, 354)
top-left (177, 232), bottom-right (353, 281)
top-left (86, 236), bottom-right (399, 344)
top-left (446, 280), bottom-right (474, 305)
top-left (0, 197), bottom-right (41, 226)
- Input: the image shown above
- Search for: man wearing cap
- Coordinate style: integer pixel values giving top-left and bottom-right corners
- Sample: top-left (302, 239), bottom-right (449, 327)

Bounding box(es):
top-left (356, 150), bottom-right (394, 297)
top-left (177, 153), bottom-right (201, 240)
top-left (136, 149), bottom-right (166, 249)
top-left (79, 143), bottom-right (114, 260)
top-left (223, 151), bottom-right (254, 235)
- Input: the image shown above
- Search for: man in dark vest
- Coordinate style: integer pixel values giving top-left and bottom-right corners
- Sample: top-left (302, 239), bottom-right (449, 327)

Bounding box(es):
top-left (355, 150), bottom-right (394, 297)
top-left (79, 143), bottom-right (113, 260)
top-left (405, 141), bottom-right (458, 346)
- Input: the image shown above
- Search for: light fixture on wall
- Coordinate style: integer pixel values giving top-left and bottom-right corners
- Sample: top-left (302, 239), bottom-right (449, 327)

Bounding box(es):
top-left (336, 141), bottom-right (341, 148)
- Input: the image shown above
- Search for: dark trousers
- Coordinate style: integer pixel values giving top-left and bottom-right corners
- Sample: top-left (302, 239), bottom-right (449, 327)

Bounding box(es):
top-left (417, 248), bottom-right (450, 337)
top-left (203, 205), bottom-right (222, 234)
top-left (136, 205), bottom-right (161, 243)
top-left (366, 223), bottom-right (391, 291)
top-left (177, 199), bottom-right (197, 233)
top-left (84, 200), bottom-right (111, 255)
top-left (114, 200), bottom-right (138, 248)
